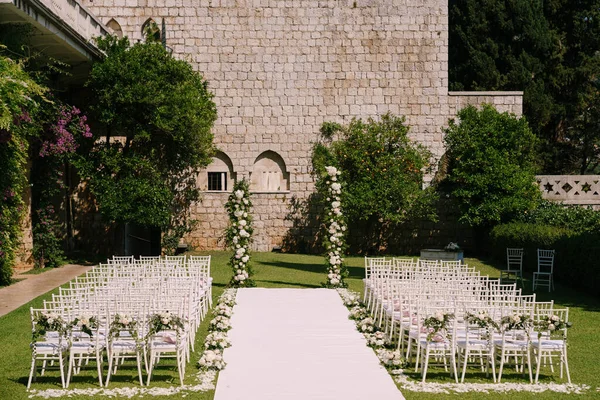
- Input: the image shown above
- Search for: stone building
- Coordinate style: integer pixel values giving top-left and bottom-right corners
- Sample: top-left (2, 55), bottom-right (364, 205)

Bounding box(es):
top-left (80, 0), bottom-right (523, 251)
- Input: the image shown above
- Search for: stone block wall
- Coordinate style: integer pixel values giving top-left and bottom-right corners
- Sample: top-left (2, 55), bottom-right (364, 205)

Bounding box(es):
top-left (80, 0), bottom-right (524, 251)
top-left (448, 91), bottom-right (524, 116)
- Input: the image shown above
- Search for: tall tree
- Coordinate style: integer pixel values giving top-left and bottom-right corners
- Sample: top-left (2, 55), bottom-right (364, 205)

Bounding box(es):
top-left (80, 36), bottom-right (217, 253)
top-left (441, 104), bottom-right (540, 227)
top-left (450, 0), bottom-right (600, 173)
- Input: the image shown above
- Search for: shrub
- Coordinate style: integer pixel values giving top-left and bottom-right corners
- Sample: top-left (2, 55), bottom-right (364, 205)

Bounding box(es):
top-left (312, 114), bottom-right (437, 252)
top-left (441, 104), bottom-right (540, 227)
top-left (518, 200), bottom-right (600, 233)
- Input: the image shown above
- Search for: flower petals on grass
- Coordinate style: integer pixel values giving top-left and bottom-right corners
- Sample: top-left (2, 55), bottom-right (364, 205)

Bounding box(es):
top-left (395, 372), bottom-right (591, 394)
top-left (27, 370), bottom-right (217, 398)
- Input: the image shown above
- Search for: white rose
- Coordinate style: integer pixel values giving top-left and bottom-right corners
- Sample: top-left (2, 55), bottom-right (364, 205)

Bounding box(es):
top-left (234, 190), bottom-right (244, 199)
top-left (242, 255), bottom-right (249, 262)
top-left (331, 201), bottom-right (341, 208)
top-left (325, 166), bottom-right (338, 176)
top-left (548, 323), bottom-right (556, 331)
top-left (238, 220), bottom-right (247, 227)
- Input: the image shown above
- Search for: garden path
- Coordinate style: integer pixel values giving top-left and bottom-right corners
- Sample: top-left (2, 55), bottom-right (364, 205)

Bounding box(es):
top-left (0, 264), bottom-right (92, 317)
top-left (215, 288), bottom-right (404, 400)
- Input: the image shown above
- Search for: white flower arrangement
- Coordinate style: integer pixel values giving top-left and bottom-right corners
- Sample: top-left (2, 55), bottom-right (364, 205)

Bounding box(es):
top-left (444, 242), bottom-right (461, 251)
top-left (225, 179), bottom-right (255, 287)
top-left (204, 331), bottom-right (232, 350)
top-left (197, 289), bottom-right (237, 372)
top-left (219, 289), bottom-right (237, 307)
top-left (365, 331), bottom-right (389, 348)
top-left (376, 348), bottom-right (407, 369)
top-left (321, 166), bottom-right (347, 288)
top-left (358, 317), bottom-right (375, 333)
top-left (209, 316), bottom-right (232, 332)
top-left (198, 349), bottom-right (226, 370)
top-left (215, 303), bottom-right (233, 317)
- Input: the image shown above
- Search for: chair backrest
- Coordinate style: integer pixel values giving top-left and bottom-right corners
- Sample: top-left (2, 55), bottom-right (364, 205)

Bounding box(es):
top-left (506, 248), bottom-right (524, 272)
top-left (537, 249), bottom-right (555, 273)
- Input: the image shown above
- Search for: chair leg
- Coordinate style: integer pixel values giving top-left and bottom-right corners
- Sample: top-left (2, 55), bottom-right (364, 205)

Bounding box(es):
top-left (27, 357), bottom-right (36, 390)
top-left (563, 347), bottom-right (571, 384)
top-left (497, 348), bottom-right (505, 383)
top-left (526, 349), bottom-right (533, 384)
top-left (96, 351), bottom-right (104, 387)
top-left (66, 352), bottom-right (75, 388)
top-left (421, 347), bottom-right (430, 383)
top-left (105, 352), bottom-right (113, 386)
top-left (460, 349), bottom-right (468, 383)
top-left (178, 350), bottom-right (185, 386)
top-left (58, 353), bottom-right (66, 389)
top-left (146, 350), bottom-right (154, 386)
top-left (136, 352), bottom-right (144, 386)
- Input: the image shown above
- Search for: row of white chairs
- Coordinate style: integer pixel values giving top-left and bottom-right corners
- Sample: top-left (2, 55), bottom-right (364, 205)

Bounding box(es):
top-left (27, 256), bottom-right (212, 390)
top-left (363, 257), bottom-right (571, 384)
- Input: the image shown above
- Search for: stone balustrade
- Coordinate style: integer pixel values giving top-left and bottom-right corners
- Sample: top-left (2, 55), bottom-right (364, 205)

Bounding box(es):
top-left (2, 0), bottom-right (107, 62)
top-left (36, 0), bottom-right (107, 42)
top-left (536, 175), bottom-right (600, 206)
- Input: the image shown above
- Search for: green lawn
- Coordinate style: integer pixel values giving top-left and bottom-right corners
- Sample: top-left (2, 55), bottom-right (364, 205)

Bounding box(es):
top-left (0, 251), bottom-right (598, 399)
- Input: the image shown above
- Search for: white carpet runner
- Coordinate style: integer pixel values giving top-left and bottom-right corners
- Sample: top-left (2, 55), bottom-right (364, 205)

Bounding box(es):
top-left (214, 288), bottom-right (404, 400)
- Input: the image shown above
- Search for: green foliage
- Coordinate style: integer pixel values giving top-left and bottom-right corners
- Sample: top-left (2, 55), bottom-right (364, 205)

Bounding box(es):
top-left (0, 53), bottom-right (47, 285)
top-left (81, 36), bottom-right (217, 252)
top-left (224, 180), bottom-right (255, 287)
top-left (313, 114), bottom-right (436, 252)
top-left (517, 200), bottom-right (600, 233)
top-left (441, 104), bottom-right (540, 227)
top-left (449, 0), bottom-right (600, 174)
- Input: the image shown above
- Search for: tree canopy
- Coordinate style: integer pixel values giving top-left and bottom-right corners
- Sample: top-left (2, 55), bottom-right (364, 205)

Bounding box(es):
top-left (313, 114), bottom-right (436, 251)
top-left (441, 104), bottom-right (540, 227)
top-left (450, 0), bottom-right (600, 174)
top-left (80, 36), bottom-right (217, 251)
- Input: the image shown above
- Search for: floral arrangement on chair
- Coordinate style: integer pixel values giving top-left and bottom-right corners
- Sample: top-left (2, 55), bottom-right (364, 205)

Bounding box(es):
top-left (33, 311), bottom-right (67, 340)
top-left (108, 313), bottom-right (140, 344)
top-left (423, 312), bottom-right (455, 342)
top-left (534, 315), bottom-right (572, 338)
top-left (465, 311), bottom-right (499, 331)
top-left (225, 179), bottom-right (255, 287)
top-left (444, 242), bottom-right (461, 252)
top-left (500, 314), bottom-right (533, 332)
top-left (68, 314), bottom-right (99, 338)
top-left (146, 311), bottom-right (185, 338)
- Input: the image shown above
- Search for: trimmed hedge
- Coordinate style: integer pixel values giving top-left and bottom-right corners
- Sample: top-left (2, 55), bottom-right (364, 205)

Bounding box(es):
top-left (490, 222), bottom-right (599, 295)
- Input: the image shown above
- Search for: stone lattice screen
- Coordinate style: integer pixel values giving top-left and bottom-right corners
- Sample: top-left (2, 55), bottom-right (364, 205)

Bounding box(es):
top-left (536, 175), bottom-right (600, 208)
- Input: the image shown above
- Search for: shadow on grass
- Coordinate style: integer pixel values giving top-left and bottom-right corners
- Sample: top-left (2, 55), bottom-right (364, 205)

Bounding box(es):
top-left (483, 264), bottom-right (600, 313)
top-left (257, 260), bottom-right (365, 280)
top-left (255, 280), bottom-right (321, 288)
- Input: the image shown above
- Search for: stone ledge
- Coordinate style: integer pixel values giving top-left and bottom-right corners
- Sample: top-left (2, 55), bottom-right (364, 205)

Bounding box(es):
top-left (448, 91), bottom-right (524, 96)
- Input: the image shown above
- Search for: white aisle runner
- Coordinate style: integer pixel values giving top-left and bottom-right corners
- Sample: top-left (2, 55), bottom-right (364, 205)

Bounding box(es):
top-left (214, 288), bottom-right (404, 400)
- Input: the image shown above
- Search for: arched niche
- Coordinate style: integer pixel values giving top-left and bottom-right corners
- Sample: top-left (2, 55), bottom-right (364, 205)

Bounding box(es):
top-left (141, 18), bottom-right (161, 43)
top-left (250, 151), bottom-right (290, 192)
top-left (199, 151), bottom-right (236, 192)
top-left (106, 18), bottom-right (123, 38)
